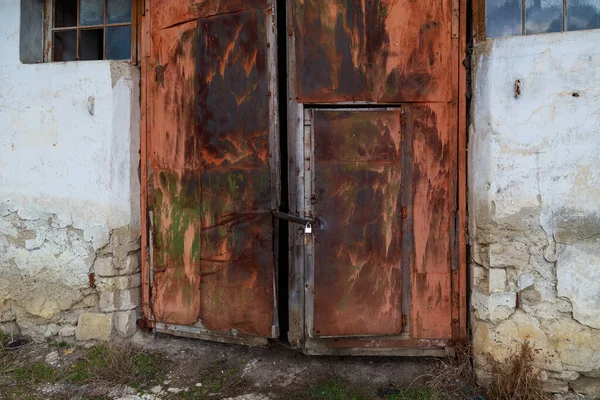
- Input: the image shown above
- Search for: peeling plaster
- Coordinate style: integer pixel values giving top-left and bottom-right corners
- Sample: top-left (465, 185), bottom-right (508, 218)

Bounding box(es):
top-left (0, 0), bottom-right (140, 339)
top-left (470, 29), bottom-right (600, 394)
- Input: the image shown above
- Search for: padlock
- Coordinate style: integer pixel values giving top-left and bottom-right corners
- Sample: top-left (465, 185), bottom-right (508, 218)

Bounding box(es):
top-left (304, 222), bottom-right (312, 234)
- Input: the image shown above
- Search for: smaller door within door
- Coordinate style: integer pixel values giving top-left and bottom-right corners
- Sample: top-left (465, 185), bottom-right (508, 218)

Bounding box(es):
top-left (299, 106), bottom-right (456, 355)
top-left (309, 109), bottom-right (404, 338)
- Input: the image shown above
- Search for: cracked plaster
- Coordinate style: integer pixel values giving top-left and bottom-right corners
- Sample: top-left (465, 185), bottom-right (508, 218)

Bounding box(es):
top-left (470, 30), bottom-right (600, 395)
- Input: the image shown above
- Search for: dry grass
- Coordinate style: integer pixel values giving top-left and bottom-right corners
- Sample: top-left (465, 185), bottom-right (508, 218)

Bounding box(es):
top-left (0, 330), bottom-right (17, 379)
top-left (427, 344), bottom-right (481, 399)
top-left (486, 342), bottom-right (548, 400)
top-left (66, 342), bottom-right (165, 387)
top-left (426, 342), bottom-right (548, 400)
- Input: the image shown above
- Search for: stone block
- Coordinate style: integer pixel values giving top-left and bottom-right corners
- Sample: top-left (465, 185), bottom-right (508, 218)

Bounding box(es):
top-left (517, 273), bottom-right (535, 290)
top-left (573, 377), bottom-right (600, 396)
top-left (117, 254), bottom-right (139, 276)
top-left (23, 296), bottom-right (62, 320)
top-left (543, 379), bottom-right (569, 394)
top-left (96, 273), bottom-right (141, 292)
top-left (99, 288), bottom-right (141, 312)
top-left (488, 268), bottom-right (507, 293)
top-left (25, 238), bottom-right (39, 250)
top-left (75, 313), bottom-right (113, 341)
top-left (44, 323), bottom-right (59, 337)
top-left (548, 371), bottom-right (579, 381)
top-left (113, 310), bottom-right (138, 337)
top-left (472, 291), bottom-right (517, 321)
top-left (58, 325), bottom-right (76, 337)
top-left (489, 242), bottom-right (530, 269)
top-left (0, 321), bottom-right (20, 336)
top-left (95, 256), bottom-right (117, 277)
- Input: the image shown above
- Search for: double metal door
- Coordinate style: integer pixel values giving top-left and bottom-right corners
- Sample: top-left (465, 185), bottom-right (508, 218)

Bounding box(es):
top-left (140, 0), bottom-right (467, 354)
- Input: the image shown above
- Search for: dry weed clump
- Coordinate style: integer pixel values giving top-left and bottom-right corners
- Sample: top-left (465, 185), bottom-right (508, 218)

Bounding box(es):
top-left (427, 344), bottom-right (481, 399)
top-left (486, 342), bottom-right (548, 400)
top-left (426, 342), bottom-right (548, 400)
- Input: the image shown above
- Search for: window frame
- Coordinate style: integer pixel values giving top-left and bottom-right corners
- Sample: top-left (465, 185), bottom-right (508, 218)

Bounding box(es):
top-left (43, 0), bottom-right (139, 63)
top-left (474, 0), bottom-right (600, 40)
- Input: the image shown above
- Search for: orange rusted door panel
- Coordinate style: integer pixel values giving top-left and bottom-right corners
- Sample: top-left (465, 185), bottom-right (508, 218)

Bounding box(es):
top-left (305, 106), bottom-right (453, 344)
top-left (312, 110), bottom-right (403, 337)
top-left (145, 0), bottom-right (279, 343)
top-left (293, 0), bottom-right (452, 103)
top-left (291, 0), bottom-right (463, 353)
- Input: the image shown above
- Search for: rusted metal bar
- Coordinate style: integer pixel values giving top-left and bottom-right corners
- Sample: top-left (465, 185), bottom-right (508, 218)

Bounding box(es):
top-left (273, 210), bottom-right (313, 226)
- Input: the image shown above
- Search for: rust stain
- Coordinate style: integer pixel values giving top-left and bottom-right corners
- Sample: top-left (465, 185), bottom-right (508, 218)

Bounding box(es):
top-left (149, 21), bottom-right (199, 171)
top-left (293, 0), bottom-right (451, 103)
top-left (199, 169), bottom-right (274, 337)
top-left (368, 0), bottom-right (452, 102)
top-left (151, 170), bottom-right (202, 325)
top-left (312, 110), bottom-right (403, 337)
top-left (194, 10), bottom-right (274, 337)
top-left (147, 8), bottom-right (276, 337)
top-left (410, 104), bottom-right (453, 339)
top-left (151, 0), bottom-right (267, 31)
top-left (293, 0), bottom-right (367, 102)
top-left (197, 10), bottom-right (270, 169)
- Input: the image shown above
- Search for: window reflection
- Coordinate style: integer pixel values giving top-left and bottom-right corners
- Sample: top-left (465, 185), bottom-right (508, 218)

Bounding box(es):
top-left (487, 0), bottom-right (600, 38)
top-left (106, 26), bottom-right (131, 60)
top-left (526, 0), bottom-right (563, 33)
top-left (568, 0), bottom-right (600, 30)
top-left (487, 0), bottom-right (523, 37)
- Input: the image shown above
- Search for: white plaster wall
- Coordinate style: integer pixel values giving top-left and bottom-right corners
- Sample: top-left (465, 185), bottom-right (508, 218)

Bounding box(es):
top-left (470, 30), bottom-right (600, 395)
top-left (0, 0), bottom-right (140, 337)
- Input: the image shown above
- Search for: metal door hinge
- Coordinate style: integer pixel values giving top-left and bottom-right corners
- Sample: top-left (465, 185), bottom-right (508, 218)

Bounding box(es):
top-left (452, 0), bottom-right (459, 39)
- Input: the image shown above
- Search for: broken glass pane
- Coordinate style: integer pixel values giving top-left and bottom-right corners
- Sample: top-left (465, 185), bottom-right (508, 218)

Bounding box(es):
top-left (568, 0), bottom-right (600, 30)
top-left (106, 26), bottom-right (131, 60)
top-left (53, 30), bottom-right (77, 61)
top-left (54, 0), bottom-right (77, 27)
top-left (80, 29), bottom-right (104, 60)
top-left (107, 0), bottom-right (131, 24)
top-left (487, 0), bottom-right (523, 37)
top-left (526, 0), bottom-right (563, 34)
top-left (80, 0), bottom-right (104, 25)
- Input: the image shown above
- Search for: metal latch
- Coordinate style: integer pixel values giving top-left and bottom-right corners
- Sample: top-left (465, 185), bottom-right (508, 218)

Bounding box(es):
top-left (272, 210), bottom-right (314, 225)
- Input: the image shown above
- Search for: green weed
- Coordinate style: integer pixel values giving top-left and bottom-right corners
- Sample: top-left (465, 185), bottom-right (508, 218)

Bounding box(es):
top-left (311, 380), bottom-right (366, 400)
top-left (13, 361), bottom-right (59, 384)
top-left (387, 387), bottom-right (441, 400)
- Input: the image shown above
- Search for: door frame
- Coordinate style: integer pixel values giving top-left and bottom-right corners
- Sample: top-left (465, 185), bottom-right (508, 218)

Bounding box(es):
top-left (138, 0), bottom-right (282, 345)
top-left (285, 0), bottom-right (468, 355)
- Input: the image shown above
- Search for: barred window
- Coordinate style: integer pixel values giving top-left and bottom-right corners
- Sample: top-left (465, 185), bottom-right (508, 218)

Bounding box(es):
top-left (487, 0), bottom-right (600, 37)
top-left (49, 0), bottom-right (134, 61)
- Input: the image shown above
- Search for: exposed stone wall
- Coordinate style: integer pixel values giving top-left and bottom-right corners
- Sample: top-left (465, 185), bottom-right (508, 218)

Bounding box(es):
top-left (470, 30), bottom-right (600, 397)
top-left (0, 0), bottom-right (141, 341)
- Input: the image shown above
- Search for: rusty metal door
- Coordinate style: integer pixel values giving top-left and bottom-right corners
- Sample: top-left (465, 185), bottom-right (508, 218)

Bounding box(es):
top-left (140, 0), bottom-right (281, 345)
top-left (287, 0), bottom-right (467, 355)
top-left (140, 0), bottom-right (467, 352)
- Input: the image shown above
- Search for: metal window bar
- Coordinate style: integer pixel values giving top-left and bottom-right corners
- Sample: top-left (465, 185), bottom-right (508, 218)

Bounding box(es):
top-left (521, 0), bottom-right (569, 34)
